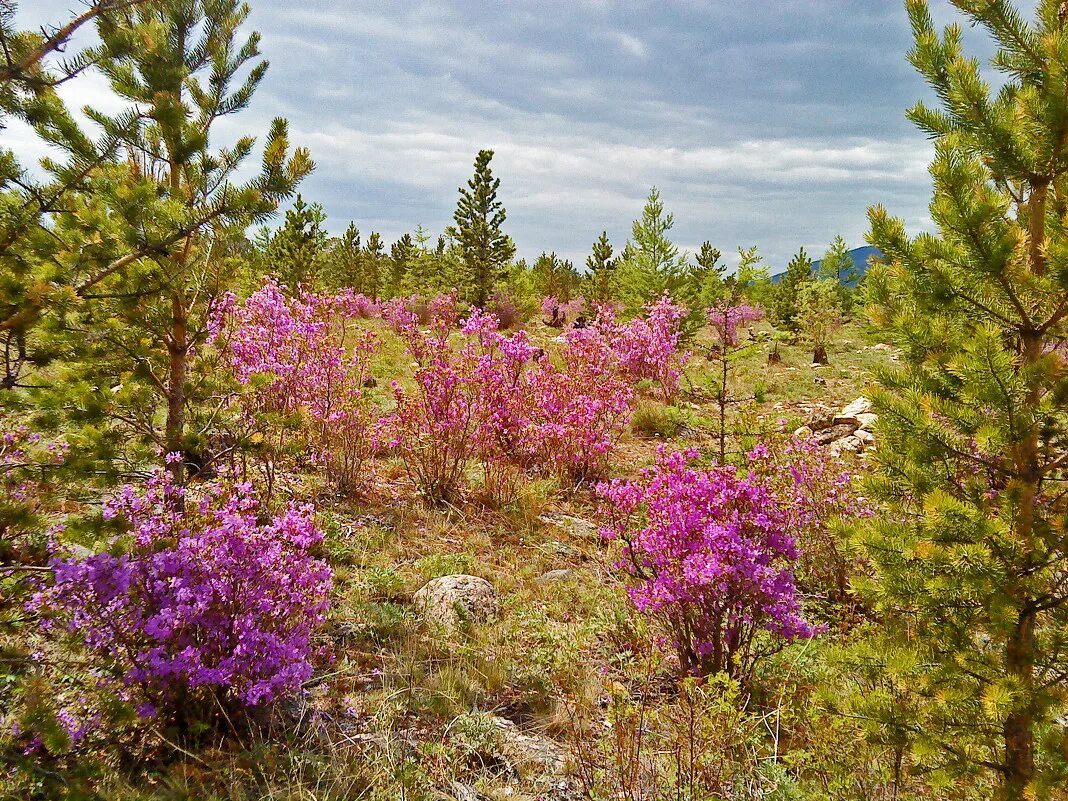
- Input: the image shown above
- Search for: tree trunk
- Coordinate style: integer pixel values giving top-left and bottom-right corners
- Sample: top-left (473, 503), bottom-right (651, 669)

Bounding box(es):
top-left (813, 343), bottom-right (828, 365)
top-left (1002, 608), bottom-right (1036, 800)
top-left (165, 288), bottom-right (188, 490)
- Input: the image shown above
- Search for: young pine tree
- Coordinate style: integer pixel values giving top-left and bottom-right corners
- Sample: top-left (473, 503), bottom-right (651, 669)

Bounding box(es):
top-left (618, 186), bottom-right (690, 312)
top-left (450, 149), bottom-right (515, 307)
top-left (585, 230), bottom-right (617, 303)
top-left (853, 2), bottom-right (1068, 798)
top-left (27, 0), bottom-right (311, 484)
top-left (268, 194), bottom-right (328, 292)
top-left (819, 234), bottom-right (858, 314)
top-left (389, 233), bottom-right (416, 297)
top-left (362, 232), bottom-right (386, 300)
top-left (322, 222), bottom-right (362, 292)
top-left (770, 246), bottom-right (815, 331)
top-left (693, 240), bottom-right (726, 303)
top-left (532, 251), bottom-right (580, 302)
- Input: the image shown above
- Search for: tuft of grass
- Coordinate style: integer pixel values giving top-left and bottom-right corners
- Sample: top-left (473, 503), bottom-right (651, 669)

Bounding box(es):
top-left (631, 400), bottom-right (688, 439)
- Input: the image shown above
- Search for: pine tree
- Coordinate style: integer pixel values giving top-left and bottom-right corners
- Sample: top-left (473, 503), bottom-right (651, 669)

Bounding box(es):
top-left (21, 0), bottom-right (311, 485)
top-left (532, 251), bottom-right (580, 301)
top-left (450, 149), bottom-right (514, 307)
top-left (770, 246), bottom-right (814, 330)
top-left (389, 233), bottom-right (416, 297)
top-left (585, 230), bottom-right (617, 303)
top-left (795, 277), bottom-right (840, 364)
top-left (618, 186), bottom-right (690, 311)
top-left (322, 222), bottom-right (362, 292)
top-left (819, 234), bottom-right (858, 314)
top-left (362, 232), bottom-right (385, 300)
top-left (269, 195), bottom-right (328, 292)
top-left (734, 246), bottom-right (774, 308)
top-left (0, 1), bottom-right (160, 386)
top-left (852, 2), bottom-right (1068, 797)
top-left (694, 240), bottom-right (726, 303)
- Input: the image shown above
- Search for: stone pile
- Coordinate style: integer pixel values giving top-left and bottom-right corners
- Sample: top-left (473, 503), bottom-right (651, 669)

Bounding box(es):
top-left (793, 396), bottom-right (877, 455)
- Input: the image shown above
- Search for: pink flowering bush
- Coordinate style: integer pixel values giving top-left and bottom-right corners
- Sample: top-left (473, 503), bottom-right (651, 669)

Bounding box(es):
top-left (748, 435), bottom-right (874, 610)
top-left (214, 279), bottom-right (380, 495)
top-left (31, 468), bottom-right (331, 723)
top-left (706, 300), bottom-right (764, 349)
top-left (603, 295), bottom-right (690, 402)
top-left (462, 310), bottom-right (538, 503)
top-left (381, 294), bottom-right (481, 504)
top-left (541, 295), bottom-right (586, 327)
top-left (526, 323), bottom-right (635, 482)
top-left (598, 449), bottom-right (819, 680)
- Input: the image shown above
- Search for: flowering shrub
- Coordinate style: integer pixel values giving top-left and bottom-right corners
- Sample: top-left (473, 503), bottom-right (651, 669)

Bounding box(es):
top-left (541, 295), bottom-right (586, 327)
top-left (462, 310), bottom-right (538, 503)
top-left (706, 300), bottom-right (764, 349)
top-left (748, 435), bottom-right (873, 609)
top-left (598, 449), bottom-right (818, 680)
top-left (527, 323), bottom-right (635, 482)
top-left (381, 294), bottom-right (481, 504)
top-left (32, 469), bottom-right (331, 719)
top-left (215, 279), bottom-right (380, 495)
top-left (605, 295), bottom-right (690, 401)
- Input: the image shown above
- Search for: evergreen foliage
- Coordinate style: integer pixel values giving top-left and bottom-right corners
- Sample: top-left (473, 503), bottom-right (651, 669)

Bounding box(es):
top-left (770, 247), bottom-right (814, 330)
top-left (532, 251), bottom-right (580, 302)
top-left (16, 0), bottom-right (312, 484)
top-left (818, 234), bottom-right (858, 314)
top-left (585, 230), bottom-right (617, 303)
top-left (268, 195), bottom-right (328, 292)
top-left (618, 187), bottom-right (691, 312)
top-left (450, 149), bottom-right (515, 307)
top-left (852, 2), bottom-right (1068, 797)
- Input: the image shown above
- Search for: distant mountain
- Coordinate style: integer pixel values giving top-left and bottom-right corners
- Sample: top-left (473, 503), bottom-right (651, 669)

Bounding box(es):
top-left (770, 245), bottom-right (883, 287)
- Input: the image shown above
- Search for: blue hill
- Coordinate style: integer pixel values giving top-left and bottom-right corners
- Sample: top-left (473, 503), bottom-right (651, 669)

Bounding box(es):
top-left (771, 245), bottom-right (883, 287)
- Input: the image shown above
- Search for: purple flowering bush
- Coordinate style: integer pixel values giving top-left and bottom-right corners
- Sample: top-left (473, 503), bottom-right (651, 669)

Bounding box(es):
top-left (598, 449), bottom-right (819, 680)
top-left (31, 467), bottom-right (332, 722)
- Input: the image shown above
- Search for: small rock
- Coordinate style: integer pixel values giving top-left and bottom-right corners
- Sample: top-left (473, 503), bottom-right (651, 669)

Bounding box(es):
top-left (814, 376), bottom-right (827, 386)
top-left (830, 436), bottom-right (862, 455)
top-left (870, 343), bottom-right (893, 351)
top-left (451, 783), bottom-right (485, 801)
top-left (793, 425), bottom-right (814, 439)
top-left (539, 512), bottom-right (598, 539)
top-left (840, 397), bottom-right (873, 418)
top-left (536, 569), bottom-right (574, 585)
top-left (855, 429), bottom-right (876, 445)
top-left (815, 422), bottom-right (857, 445)
top-left (490, 716), bottom-right (567, 777)
top-left (413, 575), bottom-right (498, 629)
top-left (856, 412), bottom-right (879, 430)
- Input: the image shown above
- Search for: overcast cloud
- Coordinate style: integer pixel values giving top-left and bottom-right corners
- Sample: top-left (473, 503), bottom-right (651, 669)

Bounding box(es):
top-left (15, 1), bottom-right (1004, 269)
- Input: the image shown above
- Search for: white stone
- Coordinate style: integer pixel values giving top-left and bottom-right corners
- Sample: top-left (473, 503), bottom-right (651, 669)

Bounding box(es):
top-left (856, 413), bottom-right (879, 430)
top-left (413, 575), bottom-right (498, 629)
top-left (840, 397), bottom-right (873, 418)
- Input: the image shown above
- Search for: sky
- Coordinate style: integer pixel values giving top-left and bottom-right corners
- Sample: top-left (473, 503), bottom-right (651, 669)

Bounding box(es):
top-left (15, 0), bottom-right (1002, 271)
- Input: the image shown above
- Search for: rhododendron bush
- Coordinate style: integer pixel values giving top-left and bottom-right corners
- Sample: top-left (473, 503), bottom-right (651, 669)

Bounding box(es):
top-left (381, 294), bottom-right (484, 503)
top-left (213, 280), bottom-right (380, 495)
top-left (748, 435), bottom-right (873, 609)
top-left (381, 296), bottom-right (680, 498)
top-left (593, 295), bottom-right (690, 402)
top-left (598, 449), bottom-right (819, 680)
top-left (31, 469), bottom-right (332, 719)
top-left (214, 286), bottom-right (690, 502)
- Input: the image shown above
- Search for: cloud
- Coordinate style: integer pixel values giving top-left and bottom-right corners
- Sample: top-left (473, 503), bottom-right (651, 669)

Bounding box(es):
top-left (600, 30), bottom-right (649, 60)
top-left (14, 0), bottom-right (997, 269)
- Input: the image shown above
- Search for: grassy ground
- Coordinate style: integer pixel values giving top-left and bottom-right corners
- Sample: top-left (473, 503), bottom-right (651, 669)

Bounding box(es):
top-left (3, 319), bottom-right (901, 801)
